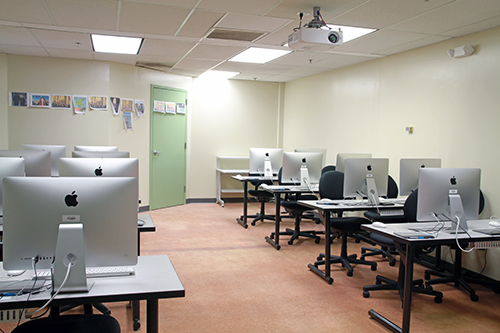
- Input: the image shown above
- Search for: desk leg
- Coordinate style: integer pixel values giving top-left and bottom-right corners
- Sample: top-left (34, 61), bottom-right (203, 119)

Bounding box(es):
top-left (265, 193), bottom-right (281, 250)
top-left (308, 211), bottom-right (334, 284)
top-left (133, 233), bottom-right (142, 330)
top-left (146, 299), bottom-right (159, 333)
top-left (236, 181), bottom-right (248, 228)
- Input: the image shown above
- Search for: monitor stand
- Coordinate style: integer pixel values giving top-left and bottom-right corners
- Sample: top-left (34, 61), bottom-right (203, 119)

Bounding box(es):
top-left (445, 191), bottom-right (468, 234)
top-left (52, 223), bottom-right (89, 293)
top-left (366, 174), bottom-right (380, 206)
top-left (264, 159), bottom-right (273, 178)
top-left (300, 165), bottom-right (309, 189)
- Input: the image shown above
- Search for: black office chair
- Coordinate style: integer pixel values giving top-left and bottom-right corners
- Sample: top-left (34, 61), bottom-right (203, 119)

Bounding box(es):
top-left (321, 165), bottom-right (336, 174)
top-left (312, 170), bottom-right (377, 276)
top-left (11, 314), bottom-right (121, 333)
top-left (246, 174), bottom-right (275, 226)
top-left (424, 191), bottom-right (491, 302)
top-left (362, 189), bottom-right (444, 303)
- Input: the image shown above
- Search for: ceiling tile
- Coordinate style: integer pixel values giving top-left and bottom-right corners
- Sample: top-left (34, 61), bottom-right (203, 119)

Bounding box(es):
top-left (0, 26), bottom-right (40, 47)
top-left (0, 0), bottom-right (54, 25)
top-left (378, 35), bottom-right (452, 55)
top-left (444, 15), bottom-right (500, 37)
top-left (215, 13), bottom-right (292, 32)
top-left (339, 30), bottom-right (433, 54)
top-left (173, 58), bottom-right (221, 71)
top-left (0, 44), bottom-right (49, 57)
top-left (266, 0), bottom-right (366, 20)
top-left (140, 38), bottom-right (197, 57)
top-left (185, 44), bottom-right (246, 60)
top-left (177, 10), bottom-right (225, 38)
top-left (197, 0), bottom-right (282, 15)
top-left (31, 30), bottom-right (92, 51)
top-left (92, 52), bottom-right (137, 65)
top-left (45, 0), bottom-right (118, 30)
top-left (45, 48), bottom-right (94, 60)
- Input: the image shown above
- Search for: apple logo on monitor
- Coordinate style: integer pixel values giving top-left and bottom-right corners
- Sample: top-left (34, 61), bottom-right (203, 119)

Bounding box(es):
top-left (367, 164), bottom-right (372, 171)
top-left (421, 164), bottom-right (426, 168)
top-left (65, 191), bottom-right (79, 207)
top-left (95, 166), bottom-right (103, 176)
top-left (450, 176), bottom-right (457, 186)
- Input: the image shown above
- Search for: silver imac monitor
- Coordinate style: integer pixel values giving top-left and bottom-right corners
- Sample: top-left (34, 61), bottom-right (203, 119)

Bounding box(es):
top-left (21, 144), bottom-right (67, 177)
top-left (248, 148), bottom-right (283, 176)
top-left (0, 150), bottom-right (51, 177)
top-left (59, 158), bottom-right (138, 178)
top-left (74, 145), bottom-right (119, 152)
top-left (343, 158), bottom-right (389, 204)
top-left (2, 177), bottom-right (138, 273)
top-left (0, 157), bottom-right (25, 216)
top-left (417, 168), bottom-right (481, 233)
top-left (281, 152), bottom-right (323, 187)
top-left (295, 148), bottom-right (327, 166)
top-left (336, 153), bottom-right (372, 172)
top-left (72, 151), bottom-right (130, 158)
top-left (399, 158), bottom-right (442, 196)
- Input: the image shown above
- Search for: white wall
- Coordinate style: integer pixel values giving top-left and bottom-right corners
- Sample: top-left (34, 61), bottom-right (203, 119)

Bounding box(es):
top-left (0, 54), bottom-right (8, 149)
top-left (282, 26), bottom-right (500, 279)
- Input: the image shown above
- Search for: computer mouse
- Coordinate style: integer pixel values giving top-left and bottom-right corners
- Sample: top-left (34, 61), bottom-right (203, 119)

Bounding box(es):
top-left (372, 222), bottom-right (387, 228)
top-left (489, 221), bottom-right (500, 228)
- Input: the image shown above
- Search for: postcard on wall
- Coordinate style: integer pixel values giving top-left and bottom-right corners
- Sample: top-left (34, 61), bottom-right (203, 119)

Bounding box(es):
top-left (176, 102), bottom-right (186, 114)
top-left (165, 102), bottom-right (176, 114)
top-left (135, 99), bottom-right (145, 117)
top-left (30, 93), bottom-right (51, 108)
top-left (123, 111), bottom-right (133, 130)
top-left (121, 98), bottom-right (133, 112)
top-left (51, 94), bottom-right (72, 109)
top-left (73, 95), bottom-right (87, 115)
top-left (9, 92), bottom-right (28, 107)
top-left (89, 95), bottom-right (108, 111)
top-left (153, 100), bottom-right (165, 113)
top-left (111, 97), bottom-right (121, 116)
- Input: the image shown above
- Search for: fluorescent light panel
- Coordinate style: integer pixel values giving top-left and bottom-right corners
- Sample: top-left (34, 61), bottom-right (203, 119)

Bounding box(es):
top-left (229, 47), bottom-right (292, 64)
top-left (199, 70), bottom-right (240, 80)
top-left (91, 34), bottom-right (143, 55)
top-left (326, 25), bottom-right (377, 43)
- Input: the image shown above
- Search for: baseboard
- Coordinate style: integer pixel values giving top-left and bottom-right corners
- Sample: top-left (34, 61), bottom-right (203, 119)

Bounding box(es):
top-left (186, 198), bottom-right (217, 204)
top-left (138, 205), bottom-right (150, 212)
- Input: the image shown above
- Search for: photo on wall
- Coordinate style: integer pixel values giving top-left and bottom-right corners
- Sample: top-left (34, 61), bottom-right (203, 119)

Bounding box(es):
top-left (89, 95), bottom-right (107, 111)
top-left (153, 100), bottom-right (165, 113)
top-left (73, 95), bottom-right (87, 115)
top-left (165, 102), bottom-right (176, 114)
top-left (176, 102), bottom-right (186, 114)
top-left (30, 93), bottom-right (51, 108)
top-left (135, 99), bottom-right (145, 117)
top-left (123, 111), bottom-right (133, 130)
top-left (121, 98), bottom-right (133, 112)
top-left (111, 97), bottom-right (120, 116)
top-left (9, 92), bottom-right (28, 107)
top-left (51, 94), bottom-right (72, 109)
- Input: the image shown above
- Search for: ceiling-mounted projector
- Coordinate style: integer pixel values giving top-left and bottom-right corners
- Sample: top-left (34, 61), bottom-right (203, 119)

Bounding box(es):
top-left (288, 27), bottom-right (343, 50)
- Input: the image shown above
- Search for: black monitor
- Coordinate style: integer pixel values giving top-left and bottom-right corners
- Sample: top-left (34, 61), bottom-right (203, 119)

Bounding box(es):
top-left (417, 168), bottom-right (481, 233)
top-left (2, 177), bottom-right (138, 292)
top-left (21, 144), bottom-right (67, 177)
top-left (281, 152), bottom-right (323, 187)
top-left (0, 150), bottom-right (51, 177)
top-left (399, 158), bottom-right (441, 196)
top-left (248, 148), bottom-right (283, 177)
top-left (343, 158), bottom-right (389, 204)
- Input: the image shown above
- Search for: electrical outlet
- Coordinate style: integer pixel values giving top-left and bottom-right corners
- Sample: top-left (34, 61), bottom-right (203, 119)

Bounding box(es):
top-left (0, 309), bottom-right (31, 323)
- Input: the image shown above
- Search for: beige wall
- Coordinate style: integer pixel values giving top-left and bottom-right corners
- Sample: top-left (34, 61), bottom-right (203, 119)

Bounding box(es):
top-left (0, 54), bottom-right (8, 149)
top-left (282, 26), bottom-right (500, 279)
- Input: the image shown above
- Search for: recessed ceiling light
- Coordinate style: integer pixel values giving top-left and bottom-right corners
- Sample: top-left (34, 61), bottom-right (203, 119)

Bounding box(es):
top-left (91, 34), bottom-right (143, 55)
top-left (198, 70), bottom-right (240, 80)
top-left (326, 25), bottom-right (377, 43)
top-left (229, 47), bottom-right (292, 64)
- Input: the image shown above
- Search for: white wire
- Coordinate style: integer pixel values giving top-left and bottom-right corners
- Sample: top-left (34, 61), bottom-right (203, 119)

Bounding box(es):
top-left (454, 215), bottom-right (474, 253)
top-left (27, 262), bottom-right (73, 315)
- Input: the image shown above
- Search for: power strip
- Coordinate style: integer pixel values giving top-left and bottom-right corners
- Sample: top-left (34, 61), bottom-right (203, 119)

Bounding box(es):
top-left (0, 309), bottom-right (30, 323)
top-left (469, 240), bottom-right (500, 249)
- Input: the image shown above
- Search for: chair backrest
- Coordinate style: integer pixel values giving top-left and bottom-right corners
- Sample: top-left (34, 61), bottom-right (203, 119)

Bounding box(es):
top-left (321, 165), bottom-right (336, 174)
top-left (387, 175), bottom-right (399, 199)
top-left (248, 173), bottom-right (273, 188)
top-left (319, 170), bottom-right (344, 200)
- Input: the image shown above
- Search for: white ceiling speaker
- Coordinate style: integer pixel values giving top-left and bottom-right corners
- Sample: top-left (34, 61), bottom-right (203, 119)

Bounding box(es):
top-left (447, 44), bottom-right (475, 58)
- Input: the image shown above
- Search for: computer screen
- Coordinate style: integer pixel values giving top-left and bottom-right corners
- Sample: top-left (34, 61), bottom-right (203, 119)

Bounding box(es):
top-left (0, 150), bottom-right (51, 177)
top-left (343, 158), bottom-right (389, 201)
top-left (417, 168), bottom-right (481, 232)
top-left (335, 153), bottom-right (372, 172)
top-left (294, 149), bottom-right (327, 166)
top-left (21, 144), bottom-right (67, 177)
top-left (0, 157), bottom-right (25, 216)
top-left (59, 158), bottom-right (138, 178)
top-left (74, 145), bottom-right (119, 152)
top-left (248, 148), bottom-right (283, 176)
top-left (2, 177), bottom-right (138, 272)
top-left (399, 158), bottom-right (441, 196)
top-left (72, 151), bottom-right (130, 158)
top-left (281, 152), bottom-right (323, 186)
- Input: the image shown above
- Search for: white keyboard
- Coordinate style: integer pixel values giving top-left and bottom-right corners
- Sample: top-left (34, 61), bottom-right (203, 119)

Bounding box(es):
top-left (35, 266), bottom-right (135, 279)
top-left (379, 209), bottom-right (404, 216)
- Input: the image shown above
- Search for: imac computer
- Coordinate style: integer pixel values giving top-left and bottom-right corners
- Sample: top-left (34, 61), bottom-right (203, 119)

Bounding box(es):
top-left (0, 157), bottom-right (25, 216)
top-left (417, 168), bottom-right (481, 233)
top-left (281, 152), bottom-right (323, 188)
top-left (59, 158), bottom-right (138, 178)
top-left (336, 153), bottom-right (372, 172)
top-left (72, 151), bottom-right (130, 158)
top-left (248, 148), bottom-right (283, 177)
top-left (0, 150), bottom-right (51, 177)
top-left (295, 149), bottom-right (327, 166)
top-left (399, 158), bottom-right (441, 196)
top-left (21, 144), bottom-right (67, 177)
top-left (74, 145), bottom-right (119, 152)
top-left (2, 177), bottom-right (138, 293)
top-left (343, 158), bottom-right (389, 205)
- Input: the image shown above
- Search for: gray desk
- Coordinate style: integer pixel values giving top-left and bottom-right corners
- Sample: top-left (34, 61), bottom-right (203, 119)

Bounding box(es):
top-left (0, 255), bottom-right (184, 333)
top-left (362, 220), bottom-right (500, 333)
top-left (298, 199), bottom-right (405, 284)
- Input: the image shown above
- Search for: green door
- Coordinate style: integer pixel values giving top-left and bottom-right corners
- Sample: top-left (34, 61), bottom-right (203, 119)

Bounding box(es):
top-left (150, 85), bottom-right (187, 210)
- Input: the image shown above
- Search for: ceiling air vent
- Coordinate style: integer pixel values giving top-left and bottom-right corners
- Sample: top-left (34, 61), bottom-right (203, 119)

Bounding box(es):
top-left (135, 62), bottom-right (173, 72)
top-left (206, 29), bottom-right (266, 42)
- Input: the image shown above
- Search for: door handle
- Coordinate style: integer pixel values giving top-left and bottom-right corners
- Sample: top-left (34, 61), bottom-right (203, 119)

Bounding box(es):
top-left (153, 150), bottom-right (162, 156)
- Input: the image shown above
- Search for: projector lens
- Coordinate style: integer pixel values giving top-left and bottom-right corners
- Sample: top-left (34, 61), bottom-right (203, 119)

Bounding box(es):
top-left (328, 32), bottom-right (340, 44)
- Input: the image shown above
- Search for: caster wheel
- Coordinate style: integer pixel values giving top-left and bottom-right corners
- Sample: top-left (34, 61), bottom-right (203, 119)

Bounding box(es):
top-left (288, 240), bottom-right (293, 245)
top-left (434, 296), bottom-right (443, 304)
top-left (371, 265), bottom-right (377, 271)
top-left (251, 222), bottom-right (256, 226)
top-left (270, 233), bottom-right (275, 240)
top-left (471, 294), bottom-right (479, 302)
top-left (425, 273), bottom-right (430, 280)
top-left (315, 237), bottom-right (320, 244)
top-left (361, 249), bottom-right (366, 254)
top-left (133, 319), bottom-right (141, 331)
top-left (363, 290), bottom-right (370, 298)
top-left (376, 280), bottom-right (382, 285)
top-left (276, 245), bottom-right (281, 250)
top-left (347, 271), bottom-right (353, 277)
top-left (389, 260), bottom-right (396, 266)
top-left (317, 256), bottom-right (323, 261)
top-left (425, 284), bottom-right (433, 290)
